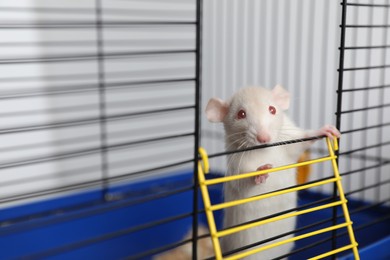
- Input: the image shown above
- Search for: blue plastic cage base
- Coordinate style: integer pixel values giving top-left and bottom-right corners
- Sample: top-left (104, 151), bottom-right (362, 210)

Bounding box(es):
top-left (0, 171), bottom-right (388, 259)
top-left (341, 235), bottom-right (390, 260)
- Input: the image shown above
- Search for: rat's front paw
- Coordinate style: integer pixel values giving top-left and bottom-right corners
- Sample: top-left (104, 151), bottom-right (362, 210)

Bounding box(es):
top-left (317, 125), bottom-right (341, 139)
top-left (254, 164), bottom-right (272, 184)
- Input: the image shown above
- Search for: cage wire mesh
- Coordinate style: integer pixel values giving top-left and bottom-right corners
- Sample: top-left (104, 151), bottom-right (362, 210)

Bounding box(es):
top-left (0, 0), bottom-right (197, 202)
top-left (0, 0), bottom-right (389, 260)
top-left (336, 0), bottom-right (390, 250)
top-left (0, 0), bottom-right (200, 259)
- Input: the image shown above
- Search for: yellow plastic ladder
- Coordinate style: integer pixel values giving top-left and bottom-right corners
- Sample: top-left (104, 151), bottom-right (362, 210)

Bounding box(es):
top-left (197, 137), bottom-right (359, 260)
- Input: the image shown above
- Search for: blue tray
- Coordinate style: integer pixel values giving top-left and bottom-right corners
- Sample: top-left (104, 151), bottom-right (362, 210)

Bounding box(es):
top-left (0, 171), bottom-right (388, 259)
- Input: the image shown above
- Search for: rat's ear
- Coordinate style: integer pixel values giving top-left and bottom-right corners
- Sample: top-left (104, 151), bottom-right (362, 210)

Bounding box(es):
top-left (205, 98), bottom-right (229, 122)
top-left (272, 84), bottom-right (290, 110)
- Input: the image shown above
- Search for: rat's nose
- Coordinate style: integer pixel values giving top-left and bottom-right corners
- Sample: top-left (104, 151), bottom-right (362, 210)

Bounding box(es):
top-left (256, 133), bottom-right (271, 143)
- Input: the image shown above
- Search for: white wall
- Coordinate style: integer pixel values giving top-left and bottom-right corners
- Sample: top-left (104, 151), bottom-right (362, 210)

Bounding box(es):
top-left (1, 0), bottom-right (389, 208)
top-left (201, 0), bottom-right (341, 193)
top-left (200, 0), bottom-right (390, 202)
top-left (0, 0), bottom-right (196, 208)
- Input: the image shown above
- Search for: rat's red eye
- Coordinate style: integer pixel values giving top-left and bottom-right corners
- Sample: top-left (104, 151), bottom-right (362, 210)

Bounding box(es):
top-left (269, 106), bottom-right (276, 115)
top-left (237, 109), bottom-right (246, 119)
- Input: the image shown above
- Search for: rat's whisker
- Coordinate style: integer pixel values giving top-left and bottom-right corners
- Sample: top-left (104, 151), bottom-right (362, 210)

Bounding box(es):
top-left (225, 137), bottom-right (246, 151)
top-left (225, 131), bottom-right (247, 139)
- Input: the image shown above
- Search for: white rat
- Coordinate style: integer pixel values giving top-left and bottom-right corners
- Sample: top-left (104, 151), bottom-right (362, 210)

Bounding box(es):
top-left (205, 85), bottom-right (340, 260)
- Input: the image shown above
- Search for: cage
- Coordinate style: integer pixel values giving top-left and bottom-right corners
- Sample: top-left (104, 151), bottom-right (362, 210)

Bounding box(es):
top-left (0, 0), bottom-right (389, 260)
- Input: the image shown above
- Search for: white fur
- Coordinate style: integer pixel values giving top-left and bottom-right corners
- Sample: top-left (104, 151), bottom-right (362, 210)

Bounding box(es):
top-left (212, 87), bottom-right (311, 259)
top-left (221, 118), bottom-right (307, 260)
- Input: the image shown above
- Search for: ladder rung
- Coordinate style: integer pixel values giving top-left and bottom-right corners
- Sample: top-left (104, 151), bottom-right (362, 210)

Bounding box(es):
top-left (308, 243), bottom-right (359, 260)
top-left (204, 156), bottom-right (336, 186)
top-left (226, 222), bottom-right (353, 260)
top-left (210, 177), bottom-right (341, 211)
top-left (216, 200), bottom-right (347, 238)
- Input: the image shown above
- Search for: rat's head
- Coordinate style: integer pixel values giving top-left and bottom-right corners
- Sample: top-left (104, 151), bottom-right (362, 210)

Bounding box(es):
top-left (205, 85), bottom-right (290, 147)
